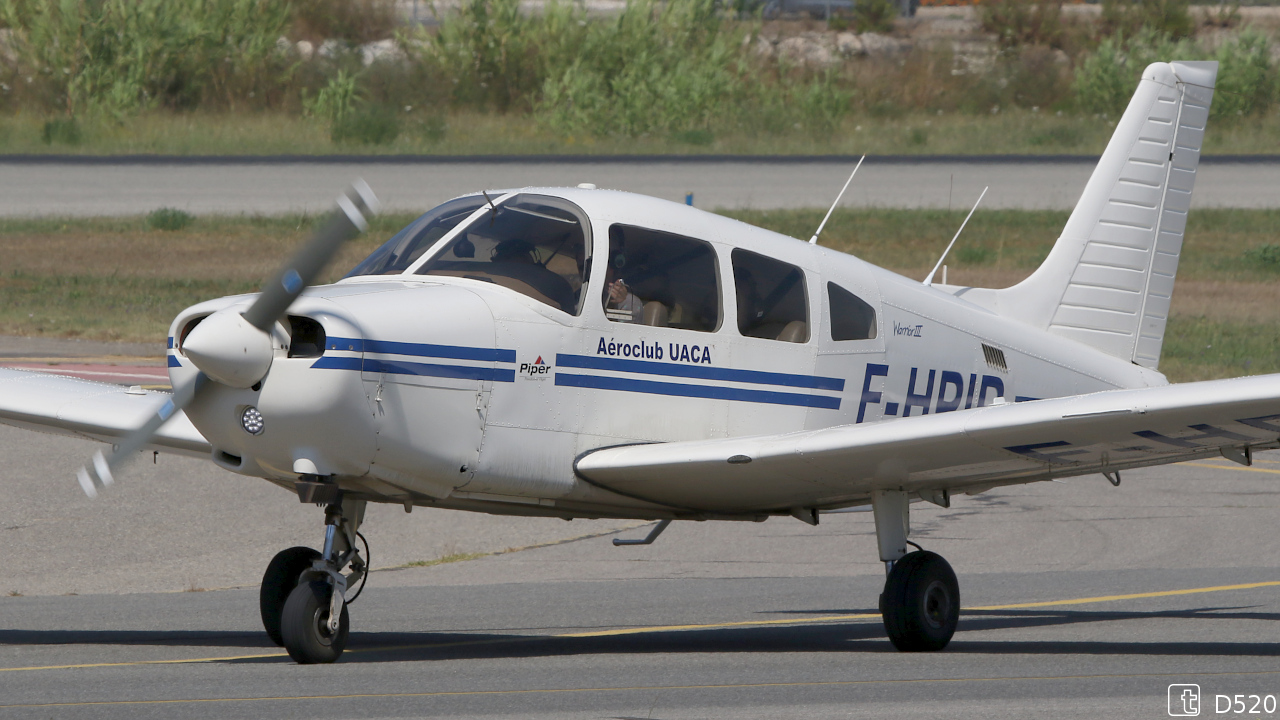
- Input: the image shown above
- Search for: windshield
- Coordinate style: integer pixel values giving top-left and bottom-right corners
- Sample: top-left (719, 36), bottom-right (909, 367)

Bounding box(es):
top-left (415, 194), bottom-right (590, 315)
top-left (345, 195), bottom-right (487, 277)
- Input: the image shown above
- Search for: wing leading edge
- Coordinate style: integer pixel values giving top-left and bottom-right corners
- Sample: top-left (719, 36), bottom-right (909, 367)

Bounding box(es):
top-left (0, 368), bottom-right (209, 457)
top-left (575, 374), bottom-right (1280, 513)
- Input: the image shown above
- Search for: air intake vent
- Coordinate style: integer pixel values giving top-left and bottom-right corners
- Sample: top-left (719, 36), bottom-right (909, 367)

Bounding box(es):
top-left (288, 316), bottom-right (326, 359)
top-left (982, 343), bottom-right (1008, 372)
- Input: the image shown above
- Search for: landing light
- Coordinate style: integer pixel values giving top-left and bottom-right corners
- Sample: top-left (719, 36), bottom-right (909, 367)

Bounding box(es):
top-left (241, 406), bottom-right (265, 435)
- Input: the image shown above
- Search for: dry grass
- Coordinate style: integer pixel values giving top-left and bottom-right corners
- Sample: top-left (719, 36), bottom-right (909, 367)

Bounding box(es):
top-left (403, 552), bottom-right (488, 568)
top-left (2, 107), bottom-right (1279, 156)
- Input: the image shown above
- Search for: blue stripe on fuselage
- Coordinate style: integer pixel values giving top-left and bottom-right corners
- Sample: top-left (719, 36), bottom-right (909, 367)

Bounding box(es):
top-left (326, 337), bottom-right (515, 363)
top-left (556, 373), bottom-right (841, 409)
top-left (556, 353), bottom-right (844, 391)
top-left (311, 355), bottom-right (515, 382)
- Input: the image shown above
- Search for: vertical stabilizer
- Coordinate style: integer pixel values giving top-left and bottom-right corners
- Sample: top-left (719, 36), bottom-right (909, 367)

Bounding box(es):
top-left (988, 61), bottom-right (1217, 370)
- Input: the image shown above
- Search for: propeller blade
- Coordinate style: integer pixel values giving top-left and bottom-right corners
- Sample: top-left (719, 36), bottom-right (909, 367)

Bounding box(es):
top-left (77, 372), bottom-right (208, 497)
top-left (242, 179), bottom-right (380, 332)
top-left (75, 180), bottom-right (380, 497)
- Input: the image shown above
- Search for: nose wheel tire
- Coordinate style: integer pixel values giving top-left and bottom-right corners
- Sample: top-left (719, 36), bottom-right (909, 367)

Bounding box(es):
top-left (260, 546), bottom-right (322, 646)
top-left (879, 550), bottom-right (959, 652)
top-left (281, 579), bottom-right (350, 664)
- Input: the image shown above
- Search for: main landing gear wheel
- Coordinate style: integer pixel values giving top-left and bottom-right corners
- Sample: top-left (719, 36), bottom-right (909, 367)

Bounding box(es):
top-left (880, 550), bottom-right (960, 652)
top-left (281, 579), bottom-right (350, 664)
top-left (260, 546), bottom-right (322, 646)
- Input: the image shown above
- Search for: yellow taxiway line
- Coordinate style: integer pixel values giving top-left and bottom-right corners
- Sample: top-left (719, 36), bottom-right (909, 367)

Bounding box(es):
top-left (0, 579), bottom-right (1275, 675)
top-left (1184, 461), bottom-right (1280, 476)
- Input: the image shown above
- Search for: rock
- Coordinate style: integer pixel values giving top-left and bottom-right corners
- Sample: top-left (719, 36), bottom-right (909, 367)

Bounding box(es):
top-left (777, 34), bottom-right (837, 67)
top-left (359, 39), bottom-right (404, 66)
top-left (858, 32), bottom-right (907, 58)
top-left (751, 34), bottom-right (776, 59)
top-left (317, 39), bottom-right (345, 60)
top-left (836, 31), bottom-right (864, 57)
top-left (295, 40), bottom-right (314, 61)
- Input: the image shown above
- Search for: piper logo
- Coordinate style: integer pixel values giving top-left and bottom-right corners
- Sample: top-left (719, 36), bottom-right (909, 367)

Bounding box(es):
top-left (520, 356), bottom-right (553, 380)
top-left (1169, 684), bottom-right (1200, 716)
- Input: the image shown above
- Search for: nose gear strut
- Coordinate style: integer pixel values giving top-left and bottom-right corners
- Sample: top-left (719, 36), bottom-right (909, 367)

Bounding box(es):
top-left (275, 487), bottom-right (367, 663)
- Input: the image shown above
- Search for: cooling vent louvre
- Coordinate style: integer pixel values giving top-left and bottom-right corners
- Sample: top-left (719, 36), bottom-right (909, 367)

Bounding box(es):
top-left (982, 343), bottom-right (1008, 372)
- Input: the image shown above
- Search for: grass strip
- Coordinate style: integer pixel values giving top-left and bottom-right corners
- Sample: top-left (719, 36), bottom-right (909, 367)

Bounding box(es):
top-left (3, 110), bottom-right (1280, 157)
top-left (3, 208), bottom-right (1279, 382)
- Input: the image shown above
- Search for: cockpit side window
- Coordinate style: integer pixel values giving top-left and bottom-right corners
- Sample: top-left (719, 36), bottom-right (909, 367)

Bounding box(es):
top-left (828, 282), bottom-right (878, 341)
top-left (732, 249), bottom-right (809, 343)
top-left (414, 194), bottom-right (591, 315)
top-left (602, 225), bottom-right (720, 332)
top-left (345, 195), bottom-right (486, 278)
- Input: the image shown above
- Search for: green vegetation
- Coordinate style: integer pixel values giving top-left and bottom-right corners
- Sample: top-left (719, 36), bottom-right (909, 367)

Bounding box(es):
top-left (145, 208), bottom-right (194, 231)
top-left (0, 0), bottom-right (1275, 155)
top-left (3, 208), bottom-right (1280, 382)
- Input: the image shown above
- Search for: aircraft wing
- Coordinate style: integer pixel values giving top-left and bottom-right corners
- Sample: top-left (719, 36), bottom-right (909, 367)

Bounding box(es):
top-left (0, 368), bottom-right (210, 458)
top-left (575, 374), bottom-right (1280, 513)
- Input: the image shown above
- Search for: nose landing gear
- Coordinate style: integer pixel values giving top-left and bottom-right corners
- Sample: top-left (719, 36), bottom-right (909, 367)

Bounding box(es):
top-left (260, 492), bottom-right (367, 664)
top-left (260, 546), bottom-right (322, 646)
top-left (282, 578), bottom-right (350, 663)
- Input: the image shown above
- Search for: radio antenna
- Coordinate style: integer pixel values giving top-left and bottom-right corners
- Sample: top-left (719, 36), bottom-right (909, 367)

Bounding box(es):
top-left (809, 155), bottom-right (865, 245)
top-left (923, 185), bottom-right (988, 287)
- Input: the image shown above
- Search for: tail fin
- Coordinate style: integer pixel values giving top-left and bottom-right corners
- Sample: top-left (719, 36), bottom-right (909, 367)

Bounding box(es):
top-left (988, 61), bottom-right (1217, 371)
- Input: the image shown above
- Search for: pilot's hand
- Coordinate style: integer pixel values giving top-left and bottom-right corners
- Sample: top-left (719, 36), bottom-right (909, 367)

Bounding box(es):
top-left (608, 280), bottom-right (629, 304)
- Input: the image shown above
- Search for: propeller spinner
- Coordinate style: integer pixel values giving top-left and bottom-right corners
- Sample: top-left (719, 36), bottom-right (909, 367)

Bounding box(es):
top-left (76, 181), bottom-right (380, 497)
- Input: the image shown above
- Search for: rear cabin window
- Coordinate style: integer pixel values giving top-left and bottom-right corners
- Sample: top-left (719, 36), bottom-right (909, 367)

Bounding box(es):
top-left (828, 282), bottom-right (878, 341)
top-left (602, 225), bottom-right (720, 332)
top-left (732, 249), bottom-right (809, 343)
top-left (415, 194), bottom-right (590, 315)
top-left (346, 195), bottom-right (486, 277)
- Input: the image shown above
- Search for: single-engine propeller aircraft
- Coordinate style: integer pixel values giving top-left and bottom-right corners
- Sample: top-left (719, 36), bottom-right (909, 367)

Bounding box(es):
top-left (0, 61), bottom-right (1249, 663)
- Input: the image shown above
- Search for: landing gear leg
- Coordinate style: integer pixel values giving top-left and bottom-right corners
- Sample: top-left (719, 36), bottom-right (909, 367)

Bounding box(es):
top-left (281, 494), bottom-right (367, 664)
top-left (873, 490), bottom-right (959, 651)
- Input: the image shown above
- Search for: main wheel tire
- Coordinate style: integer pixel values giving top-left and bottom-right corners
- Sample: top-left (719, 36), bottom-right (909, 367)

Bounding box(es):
top-left (260, 546), bottom-right (321, 646)
top-left (281, 580), bottom-right (350, 664)
top-left (880, 550), bottom-right (959, 652)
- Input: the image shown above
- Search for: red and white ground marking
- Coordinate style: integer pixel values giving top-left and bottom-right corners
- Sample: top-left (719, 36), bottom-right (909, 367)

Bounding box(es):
top-left (0, 361), bottom-right (170, 388)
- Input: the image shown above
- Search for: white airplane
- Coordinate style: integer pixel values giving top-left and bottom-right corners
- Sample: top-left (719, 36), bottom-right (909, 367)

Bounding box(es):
top-left (0, 61), bottom-right (1251, 664)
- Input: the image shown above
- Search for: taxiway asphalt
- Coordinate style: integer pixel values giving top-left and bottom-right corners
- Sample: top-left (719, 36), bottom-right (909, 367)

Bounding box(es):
top-left (1, 156), bottom-right (1278, 216)
top-left (0, 416), bottom-right (1277, 718)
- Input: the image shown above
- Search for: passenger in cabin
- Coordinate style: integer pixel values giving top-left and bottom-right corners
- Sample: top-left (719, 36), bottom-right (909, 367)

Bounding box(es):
top-left (603, 227), bottom-right (643, 323)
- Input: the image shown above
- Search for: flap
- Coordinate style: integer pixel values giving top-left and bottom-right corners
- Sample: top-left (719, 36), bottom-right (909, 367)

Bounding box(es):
top-left (575, 373), bottom-right (1280, 513)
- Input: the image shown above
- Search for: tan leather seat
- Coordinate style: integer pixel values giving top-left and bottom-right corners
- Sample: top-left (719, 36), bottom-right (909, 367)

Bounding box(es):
top-left (642, 301), bottom-right (669, 327)
top-left (776, 320), bottom-right (807, 343)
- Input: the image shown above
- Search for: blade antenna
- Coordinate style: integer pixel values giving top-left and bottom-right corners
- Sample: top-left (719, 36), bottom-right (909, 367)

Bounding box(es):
top-left (809, 155), bottom-right (865, 245)
top-left (482, 190), bottom-right (497, 226)
top-left (923, 185), bottom-right (988, 287)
